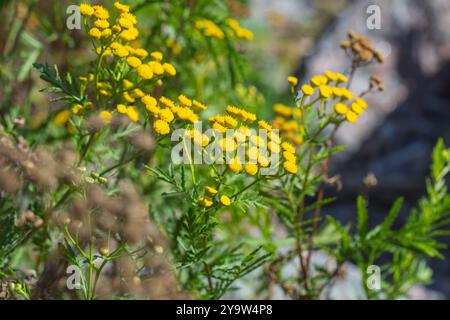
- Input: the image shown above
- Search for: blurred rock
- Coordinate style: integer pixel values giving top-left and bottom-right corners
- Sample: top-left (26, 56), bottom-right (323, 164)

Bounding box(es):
top-left (301, 0), bottom-right (450, 297)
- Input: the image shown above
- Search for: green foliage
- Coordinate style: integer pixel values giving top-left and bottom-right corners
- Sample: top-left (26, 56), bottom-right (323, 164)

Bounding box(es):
top-left (326, 139), bottom-right (450, 299)
top-left (33, 63), bottom-right (82, 103)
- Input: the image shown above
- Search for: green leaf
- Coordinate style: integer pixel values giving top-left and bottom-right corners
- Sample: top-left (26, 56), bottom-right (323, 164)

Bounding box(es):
top-left (356, 196), bottom-right (368, 241)
top-left (33, 62), bottom-right (82, 103)
top-left (381, 198), bottom-right (404, 233)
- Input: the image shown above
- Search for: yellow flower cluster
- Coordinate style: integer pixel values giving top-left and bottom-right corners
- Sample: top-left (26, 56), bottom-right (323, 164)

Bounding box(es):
top-left (294, 70), bottom-right (368, 123)
top-left (82, 2), bottom-right (177, 80)
top-left (272, 104), bottom-right (303, 146)
top-left (333, 97), bottom-right (368, 123)
top-left (225, 18), bottom-right (254, 40)
top-left (73, 3), bottom-right (193, 126)
top-left (195, 18), bottom-right (254, 41)
top-left (195, 19), bottom-right (225, 39)
top-left (146, 94), bottom-right (207, 135)
top-left (198, 186), bottom-right (232, 208)
top-left (208, 106), bottom-right (298, 176)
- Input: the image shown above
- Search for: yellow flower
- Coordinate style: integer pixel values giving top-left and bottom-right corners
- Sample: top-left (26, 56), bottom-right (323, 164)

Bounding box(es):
top-left (89, 28), bottom-right (102, 39)
top-left (346, 111), bottom-right (358, 123)
top-left (226, 105), bottom-right (241, 116)
top-left (198, 196), bottom-right (213, 208)
top-left (146, 104), bottom-right (160, 115)
top-left (147, 61), bottom-right (163, 75)
top-left (220, 195), bottom-right (231, 206)
top-left (219, 138), bottom-right (237, 152)
top-left (205, 186), bottom-right (218, 196)
top-left (127, 56), bottom-right (142, 68)
top-left (283, 151), bottom-right (296, 163)
top-left (292, 135), bottom-right (302, 145)
top-left (123, 92), bottom-right (135, 103)
top-left (134, 48), bottom-right (148, 58)
top-left (268, 141), bottom-right (280, 153)
top-left (281, 141), bottom-right (296, 154)
top-left (119, 17), bottom-right (134, 29)
top-left (319, 85), bottom-right (332, 99)
top-left (80, 4), bottom-right (94, 16)
top-left (192, 100), bottom-right (207, 111)
top-left (99, 111), bottom-right (112, 124)
top-left (247, 147), bottom-right (259, 161)
top-left (258, 120), bottom-right (272, 131)
top-left (142, 95), bottom-right (157, 108)
top-left (120, 28), bottom-right (139, 41)
top-left (268, 131), bottom-right (281, 144)
top-left (190, 130), bottom-right (209, 147)
top-left (126, 106), bottom-right (139, 122)
top-left (212, 122), bottom-right (226, 133)
top-left (239, 126), bottom-right (252, 137)
top-left (94, 19), bottom-right (109, 29)
top-left (117, 104), bottom-right (128, 114)
top-left (351, 102), bottom-right (364, 115)
top-left (176, 107), bottom-right (195, 121)
top-left (101, 29), bottom-right (112, 38)
top-left (341, 88), bottom-right (353, 100)
top-left (72, 104), bottom-right (83, 115)
top-left (287, 76), bottom-right (298, 86)
top-left (112, 25), bottom-right (122, 33)
top-left (133, 88), bottom-right (145, 98)
top-left (224, 115), bottom-right (238, 128)
top-left (153, 119), bottom-right (170, 135)
top-left (163, 63), bottom-right (176, 76)
top-left (137, 64), bottom-right (153, 79)
top-left (125, 45), bottom-right (136, 56)
top-left (158, 108), bottom-right (174, 122)
top-left (301, 84), bottom-right (314, 96)
top-left (121, 12), bottom-right (137, 24)
top-left (355, 97), bottom-right (368, 109)
top-left (100, 89), bottom-right (111, 97)
top-left (311, 75), bottom-right (328, 87)
top-left (244, 163), bottom-right (258, 176)
top-left (283, 161), bottom-right (298, 174)
top-left (188, 113), bottom-right (199, 124)
top-left (229, 158), bottom-right (242, 173)
top-left (324, 70), bottom-right (338, 81)
top-left (332, 87), bottom-right (343, 97)
top-left (273, 104), bottom-right (292, 117)
top-left (151, 51), bottom-right (163, 61)
top-left (111, 42), bottom-right (129, 57)
top-left (336, 73), bottom-right (348, 83)
top-left (233, 131), bottom-right (246, 143)
top-left (114, 2), bottom-right (130, 13)
top-left (159, 96), bottom-right (175, 109)
top-left (334, 102), bottom-right (348, 115)
top-left (123, 79), bottom-right (134, 89)
top-left (93, 5), bottom-right (109, 20)
top-left (250, 135), bottom-right (265, 148)
top-left (258, 154), bottom-right (270, 167)
top-left (54, 110), bottom-right (70, 125)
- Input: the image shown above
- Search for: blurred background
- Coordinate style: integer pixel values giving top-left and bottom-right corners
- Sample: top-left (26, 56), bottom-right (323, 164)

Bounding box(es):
top-left (1, 0), bottom-right (450, 298)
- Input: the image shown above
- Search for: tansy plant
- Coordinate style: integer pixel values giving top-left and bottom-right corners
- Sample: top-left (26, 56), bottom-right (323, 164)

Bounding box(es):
top-left (1, 0), bottom-right (450, 301)
top-left (30, 1), bottom-right (278, 300)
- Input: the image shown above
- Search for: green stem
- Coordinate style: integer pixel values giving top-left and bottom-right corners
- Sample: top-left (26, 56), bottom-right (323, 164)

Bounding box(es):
top-left (182, 138), bottom-right (197, 186)
top-left (78, 133), bottom-right (96, 166)
top-left (100, 151), bottom-right (143, 176)
top-left (231, 176), bottom-right (264, 199)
